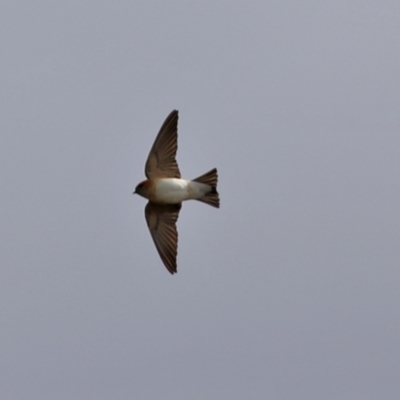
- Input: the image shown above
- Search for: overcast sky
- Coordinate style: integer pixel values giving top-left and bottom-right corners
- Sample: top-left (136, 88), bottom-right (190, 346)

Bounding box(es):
top-left (1, 2), bottom-right (400, 399)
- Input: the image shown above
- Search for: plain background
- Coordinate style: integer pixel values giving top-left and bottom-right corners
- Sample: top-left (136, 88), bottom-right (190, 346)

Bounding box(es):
top-left (1, 2), bottom-right (400, 399)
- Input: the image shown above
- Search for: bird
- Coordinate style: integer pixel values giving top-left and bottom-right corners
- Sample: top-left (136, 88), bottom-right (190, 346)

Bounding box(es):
top-left (133, 110), bottom-right (219, 274)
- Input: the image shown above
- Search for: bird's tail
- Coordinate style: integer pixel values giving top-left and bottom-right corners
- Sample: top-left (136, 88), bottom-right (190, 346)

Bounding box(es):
top-left (193, 168), bottom-right (220, 208)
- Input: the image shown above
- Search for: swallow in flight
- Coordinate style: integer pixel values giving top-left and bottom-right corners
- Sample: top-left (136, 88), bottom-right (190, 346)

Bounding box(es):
top-left (134, 110), bottom-right (220, 274)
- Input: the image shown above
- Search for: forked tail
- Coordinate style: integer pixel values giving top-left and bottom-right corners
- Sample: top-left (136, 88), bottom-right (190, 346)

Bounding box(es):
top-left (193, 168), bottom-right (220, 208)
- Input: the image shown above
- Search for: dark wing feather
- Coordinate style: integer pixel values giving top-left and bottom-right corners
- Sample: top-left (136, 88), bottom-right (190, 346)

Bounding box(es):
top-left (145, 110), bottom-right (181, 179)
top-left (145, 202), bottom-right (181, 274)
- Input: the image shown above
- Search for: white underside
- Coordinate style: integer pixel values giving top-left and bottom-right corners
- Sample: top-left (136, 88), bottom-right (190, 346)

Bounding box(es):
top-left (155, 178), bottom-right (210, 203)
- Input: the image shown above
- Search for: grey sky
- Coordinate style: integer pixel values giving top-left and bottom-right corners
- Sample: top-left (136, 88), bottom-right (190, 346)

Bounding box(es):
top-left (1, 2), bottom-right (400, 399)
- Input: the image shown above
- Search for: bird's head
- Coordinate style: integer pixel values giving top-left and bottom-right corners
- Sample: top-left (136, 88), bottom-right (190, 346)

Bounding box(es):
top-left (133, 180), bottom-right (151, 198)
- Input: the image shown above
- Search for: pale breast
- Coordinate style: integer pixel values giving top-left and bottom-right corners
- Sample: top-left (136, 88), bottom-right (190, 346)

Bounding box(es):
top-left (152, 178), bottom-right (191, 204)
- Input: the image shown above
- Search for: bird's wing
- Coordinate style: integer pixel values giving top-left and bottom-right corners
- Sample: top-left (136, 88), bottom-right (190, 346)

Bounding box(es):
top-left (145, 202), bottom-right (181, 274)
top-left (145, 110), bottom-right (181, 179)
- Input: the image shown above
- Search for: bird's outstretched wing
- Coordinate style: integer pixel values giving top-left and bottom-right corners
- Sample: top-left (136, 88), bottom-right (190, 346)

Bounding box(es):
top-left (145, 110), bottom-right (181, 179)
top-left (145, 202), bottom-right (182, 274)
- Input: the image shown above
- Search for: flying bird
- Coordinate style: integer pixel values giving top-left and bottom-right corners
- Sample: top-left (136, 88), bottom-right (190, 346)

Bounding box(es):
top-left (134, 110), bottom-right (220, 274)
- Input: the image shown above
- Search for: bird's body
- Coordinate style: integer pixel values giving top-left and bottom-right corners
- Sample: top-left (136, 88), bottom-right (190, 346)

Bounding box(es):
top-left (136, 178), bottom-right (211, 204)
top-left (134, 110), bottom-right (219, 274)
